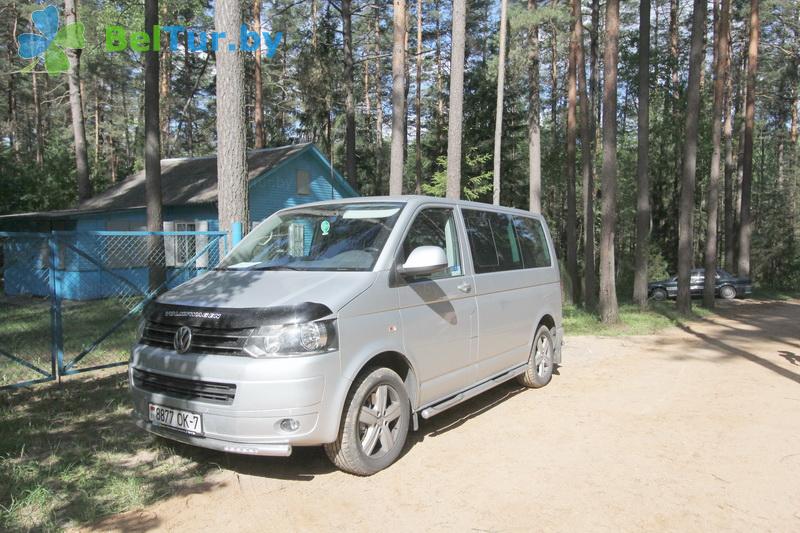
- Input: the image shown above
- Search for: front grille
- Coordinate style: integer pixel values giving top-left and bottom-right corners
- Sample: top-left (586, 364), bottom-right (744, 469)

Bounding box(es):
top-left (141, 321), bottom-right (253, 355)
top-left (133, 368), bottom-right (236, 404)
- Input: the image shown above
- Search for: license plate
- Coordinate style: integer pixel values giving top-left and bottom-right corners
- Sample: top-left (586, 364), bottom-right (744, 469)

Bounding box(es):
top-left (149, 403), bottom-right (203, 435)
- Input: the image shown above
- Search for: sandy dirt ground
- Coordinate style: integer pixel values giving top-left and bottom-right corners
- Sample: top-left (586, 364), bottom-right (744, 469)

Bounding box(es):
top-left (91, 299), bottom-right (800, 532)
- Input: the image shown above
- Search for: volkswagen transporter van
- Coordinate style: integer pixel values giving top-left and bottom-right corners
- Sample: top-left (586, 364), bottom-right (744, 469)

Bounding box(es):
top-left (130, 196), bottom-right (563, 475)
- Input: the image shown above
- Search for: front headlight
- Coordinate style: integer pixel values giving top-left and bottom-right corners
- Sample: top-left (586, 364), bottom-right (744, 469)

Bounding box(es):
top-left (242, 319), bottom-right (338, 358)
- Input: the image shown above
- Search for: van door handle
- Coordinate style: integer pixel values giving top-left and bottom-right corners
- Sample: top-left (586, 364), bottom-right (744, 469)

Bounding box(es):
top-left (457, 282), bottom-right (472, 293)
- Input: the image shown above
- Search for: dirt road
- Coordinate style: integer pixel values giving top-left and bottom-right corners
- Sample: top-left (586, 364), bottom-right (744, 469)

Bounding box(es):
top-left (94, 300), bottom-right (800, 532)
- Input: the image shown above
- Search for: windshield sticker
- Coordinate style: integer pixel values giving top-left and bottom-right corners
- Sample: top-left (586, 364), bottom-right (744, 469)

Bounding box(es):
top-left (320, 220), bottom-right (331, 235)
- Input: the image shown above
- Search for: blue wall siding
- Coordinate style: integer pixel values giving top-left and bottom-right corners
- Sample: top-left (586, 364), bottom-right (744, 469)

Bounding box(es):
top-left (249, 151), bottom-right (352, 224)
top-left (74, 205), bottom-right (218, 231)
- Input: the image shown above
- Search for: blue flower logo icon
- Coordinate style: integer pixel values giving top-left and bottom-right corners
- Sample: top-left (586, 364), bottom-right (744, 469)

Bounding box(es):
top-left (17, 5), bottom-right (85, 75)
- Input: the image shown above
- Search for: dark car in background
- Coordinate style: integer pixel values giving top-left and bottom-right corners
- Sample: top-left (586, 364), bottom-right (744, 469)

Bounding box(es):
top-left (648, 268), bottom-right (752, 301)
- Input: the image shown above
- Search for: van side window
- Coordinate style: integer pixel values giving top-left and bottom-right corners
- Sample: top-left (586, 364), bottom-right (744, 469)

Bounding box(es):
top-left (401, 208), bottom-right (463, 280)
top-left (462, 210), bottom-right (523, 273)
top-left (512, 216), bottom-right (552, 268)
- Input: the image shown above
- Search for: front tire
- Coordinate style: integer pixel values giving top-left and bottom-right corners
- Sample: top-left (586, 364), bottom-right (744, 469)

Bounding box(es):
top-left (324, 367), bottom-right (410, 476)
top-left (517, 325), bottom-right (555, 389)
top-left (651, 288), bottom-right (668, 301)
top-left (719, 285), bottom-right (737, 300)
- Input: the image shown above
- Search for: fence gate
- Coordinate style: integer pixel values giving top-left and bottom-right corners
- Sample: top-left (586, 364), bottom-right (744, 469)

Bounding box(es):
top-left (0, 230), bottom-right (228, 390)
top-left (0, 232), bottom-right (57, 388)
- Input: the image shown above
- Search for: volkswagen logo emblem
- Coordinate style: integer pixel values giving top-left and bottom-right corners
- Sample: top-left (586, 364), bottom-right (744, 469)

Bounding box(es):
top-left (173, 326), bottom-right (193, 354)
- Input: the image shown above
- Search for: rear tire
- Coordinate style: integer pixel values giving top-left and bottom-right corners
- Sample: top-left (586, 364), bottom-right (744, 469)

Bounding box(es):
top-left (651, 288), bottom-right (668, 301)
top-left (719, 285), bottom-right (737, 300)
top-left (324, 367), bottom-right (410, 476)
top-left (517, 325), bottom-right (555, 389)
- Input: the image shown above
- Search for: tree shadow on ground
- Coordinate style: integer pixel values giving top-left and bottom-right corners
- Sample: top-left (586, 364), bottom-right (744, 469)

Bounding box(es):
top-left (662, 300), bottom-right (800, 385)
top-left (0, 371), bottom-right (221, 531)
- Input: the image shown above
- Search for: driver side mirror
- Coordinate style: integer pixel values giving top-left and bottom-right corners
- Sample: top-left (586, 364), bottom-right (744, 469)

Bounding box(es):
top-left (397, 246), bottom-right (448, 277)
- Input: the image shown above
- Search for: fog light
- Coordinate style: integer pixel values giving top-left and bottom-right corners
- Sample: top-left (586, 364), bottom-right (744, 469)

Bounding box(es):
top-left (279, 418), bottom-right (300, 432)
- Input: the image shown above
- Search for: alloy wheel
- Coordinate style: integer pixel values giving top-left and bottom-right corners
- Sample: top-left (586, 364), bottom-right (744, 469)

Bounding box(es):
top-left (358, 384), bottom-right (402, 458)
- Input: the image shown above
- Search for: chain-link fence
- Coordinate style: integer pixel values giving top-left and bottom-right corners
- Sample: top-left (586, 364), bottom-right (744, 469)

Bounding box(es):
top-left (0, 230), bottom-right (228, 389)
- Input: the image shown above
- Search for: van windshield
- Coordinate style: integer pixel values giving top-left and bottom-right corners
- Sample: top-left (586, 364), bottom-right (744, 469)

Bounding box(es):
top-left (217, 203), bottom-right (405, 271)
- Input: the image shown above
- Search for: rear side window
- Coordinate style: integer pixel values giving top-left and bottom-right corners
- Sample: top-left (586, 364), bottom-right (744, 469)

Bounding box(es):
top-left (512, 216), bottom-right (552, 268)
top-left (462, 210), bottom-right (523, 273)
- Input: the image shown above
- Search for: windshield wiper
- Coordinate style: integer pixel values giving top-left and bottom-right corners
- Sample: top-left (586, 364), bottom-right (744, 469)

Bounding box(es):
top-left (251, 265), bottom-right (301, 271)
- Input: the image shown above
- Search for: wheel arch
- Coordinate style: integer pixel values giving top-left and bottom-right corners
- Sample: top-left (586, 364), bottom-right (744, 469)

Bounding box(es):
top-left (346, 350), bottom-right (420, 412)
top-left (527, 312), bottom-right (561, 364)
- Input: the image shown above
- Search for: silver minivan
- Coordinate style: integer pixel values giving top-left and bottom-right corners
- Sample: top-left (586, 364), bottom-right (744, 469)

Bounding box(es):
top-left (130, 196), bottom-right (563, 475)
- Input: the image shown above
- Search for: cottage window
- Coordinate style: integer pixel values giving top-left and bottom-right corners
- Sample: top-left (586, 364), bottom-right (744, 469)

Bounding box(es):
top-left (174, 222), bottom-right (197, 264)
top-left (296, 170), bottom-right (311, 195)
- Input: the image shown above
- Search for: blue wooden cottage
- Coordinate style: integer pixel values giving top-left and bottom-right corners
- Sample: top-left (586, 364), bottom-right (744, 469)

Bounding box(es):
top-left (0, 143), bottom-right (358, 299)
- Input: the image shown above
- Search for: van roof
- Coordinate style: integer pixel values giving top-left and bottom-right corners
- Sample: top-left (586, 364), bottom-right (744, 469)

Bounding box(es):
top-left (278, 195), bottom-right (545, 220)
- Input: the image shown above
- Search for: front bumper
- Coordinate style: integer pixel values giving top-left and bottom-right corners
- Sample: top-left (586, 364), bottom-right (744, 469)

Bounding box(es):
top-left (134, 418), bottom-right (293, 456)
top-left (129, 344), bottom-right (347, 455)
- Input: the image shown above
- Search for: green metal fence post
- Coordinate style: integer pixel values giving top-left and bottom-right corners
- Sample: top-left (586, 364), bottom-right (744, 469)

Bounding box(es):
top-left (48, 234), bottom-right (64, 381)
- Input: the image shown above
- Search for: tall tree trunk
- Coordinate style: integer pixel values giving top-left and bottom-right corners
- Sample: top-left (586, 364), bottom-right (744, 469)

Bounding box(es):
top-left (7, 6), bottom-right (18, 158)
top-left (791, 84), bottom-right (798, 232)
top-left (528, 0), bottom-right (542, 214)
top-left (590, 0), bottom-right (600, 147)
top-left (145, 0), bottom-right (164, 290)
top-left (108, 129), bottom-right (118, 183)
top-left (122, 82), bottom-right (132, 161)
top-left (566, 0), bottom-right (579, 304)
top-left (253, 0), bottom-right (265, 149)
top-left (576, 0), bottom-right (596, 310)
top-left (446, 0), bottom-right (467, 199)
top-left (403, 15), bottom-right (410, 177)
top-left (414, 0), bottom-right (423, 195)
top-left (676, 0), bottom-right (706, 315)
top-left (94, 81), bottom-right (101, 171)
top-left (215, 0), bottom-right (250, 234)
top-left (668, 0), bottom-right (680, 242)
top-left (32, 72), bottom-right (44, 167)
top-left (550, 26), bottom-right (558, 130)
top-left (492, 0), bottom-right (509, 206)
top-left (183, 36), bottom-right (195, 156)
top-left (311, 0), bottom-right (318, 49)
top-left (342, 0), bottom-right (357, 189)
top-left (737, 0), bottom-right (760, 278)
top-left (633, 0), bottom-right (651, 310)
top-left (64, 0), bottom-right (91, 202)
top-left (389, 0), bottom-right (407, 196)
top-left (7, 75), bottom-right (17, 157)
top-left (723, 16), bottom-right (735, 270)
top-left (599, 0), bottom-right (620, 324)
top-left (703, 0), bottom-right (730, 308)
top-left (375, 12), bottom-right (384, 193)
top-left (159, 1), bottom-right (170, 156)
top-left (435, 0), bottom-right (445, 127)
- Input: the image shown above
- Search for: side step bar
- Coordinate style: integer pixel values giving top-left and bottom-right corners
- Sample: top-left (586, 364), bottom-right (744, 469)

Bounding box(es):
top-left (419, 364), bottom-right (527, 420)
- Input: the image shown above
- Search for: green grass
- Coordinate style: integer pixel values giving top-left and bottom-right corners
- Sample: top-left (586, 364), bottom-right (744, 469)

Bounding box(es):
top-left (0, 296), bottom-right (139, 387)
top-left (0, 371), bottom-right (214, 531)
top-left (563, 300), bottom-right (712, 336)
top-left (749, 287), bottom-right (800, 301)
